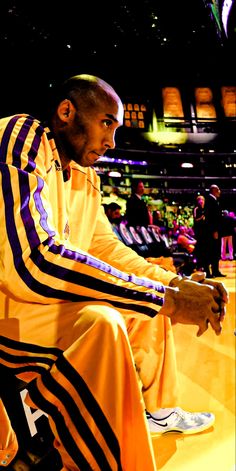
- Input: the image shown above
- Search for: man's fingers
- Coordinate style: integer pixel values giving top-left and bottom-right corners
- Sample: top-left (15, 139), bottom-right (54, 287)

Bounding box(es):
top-left (196, 305), bottom-right (222, 337)
top-left (208, 284), bottom-right (228, 321)
top-left (208, 311), bottom-right (222, 335)
top-left (219, 303), bottom-right (226, 322)
top-left (211, 294), bottom-right (227, 321)
top-left (209, 319), bottom-right (222, 336)
top-left (191, 272), bottom-right (206, 283)
top-left (197, 320), bottom-right (209, 337)
top-left (203, 279), bottom-right (229, 304)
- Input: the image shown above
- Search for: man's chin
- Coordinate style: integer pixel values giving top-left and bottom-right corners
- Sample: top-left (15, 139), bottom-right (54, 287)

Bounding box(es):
top-left (74, 152), bottom-right (100, 167)
top-left (82, 157), bottom-right (99, 167)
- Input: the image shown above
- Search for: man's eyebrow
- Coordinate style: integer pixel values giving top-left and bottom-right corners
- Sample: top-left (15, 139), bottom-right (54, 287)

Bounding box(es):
top-left (105, 113), bottom-right (118, 123)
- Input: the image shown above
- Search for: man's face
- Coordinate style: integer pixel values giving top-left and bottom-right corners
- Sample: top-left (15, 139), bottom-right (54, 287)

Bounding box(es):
top-left (111, 209), bottom-right (122, 221)
top-left (213, 186), bottom-right (221, 198)
top-left (57, 98), bottom-right (123, 168)
top-left (136, 182), bottom-right (145, 196)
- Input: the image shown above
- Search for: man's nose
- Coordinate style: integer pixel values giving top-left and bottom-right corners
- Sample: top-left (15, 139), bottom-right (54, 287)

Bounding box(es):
top-left (105, 131), bottom-right (116, 150)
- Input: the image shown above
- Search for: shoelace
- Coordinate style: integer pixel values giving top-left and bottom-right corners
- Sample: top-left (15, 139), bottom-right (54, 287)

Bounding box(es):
top-left (173, 408), bottom-right (200, 425)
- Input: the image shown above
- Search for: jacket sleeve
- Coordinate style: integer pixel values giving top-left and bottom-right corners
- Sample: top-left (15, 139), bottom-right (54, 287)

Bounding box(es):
top-left (89, 205), bottom-right (177, 287)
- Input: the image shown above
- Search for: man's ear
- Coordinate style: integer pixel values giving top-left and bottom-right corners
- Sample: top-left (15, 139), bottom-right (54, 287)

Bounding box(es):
top-left (57, 99), bottom-right (76, 122)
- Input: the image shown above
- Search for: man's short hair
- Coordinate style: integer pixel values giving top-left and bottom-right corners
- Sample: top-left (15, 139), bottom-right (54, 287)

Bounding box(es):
top-left (106, 202), bottom-right (121, 212)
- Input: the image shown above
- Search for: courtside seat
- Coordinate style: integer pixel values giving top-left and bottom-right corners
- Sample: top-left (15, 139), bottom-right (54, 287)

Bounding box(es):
top-left (138, 226), bottom-right (171, 258)
top-left (113, 223), bottom-right (196, 276)
top-left (145, 227), bottom-right (197, 275)
top-left (116, 223), bottom-right (150, 257)
top-left (167, 239), bottom-right (197, 275)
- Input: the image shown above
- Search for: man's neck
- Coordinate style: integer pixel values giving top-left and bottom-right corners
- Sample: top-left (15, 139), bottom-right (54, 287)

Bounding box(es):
top-left (210, 194), bottom-right (217, 200)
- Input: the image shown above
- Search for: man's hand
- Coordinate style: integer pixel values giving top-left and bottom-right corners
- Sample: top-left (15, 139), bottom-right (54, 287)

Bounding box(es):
top-left (190, 271), bottom-right (228, 323)
top-left (160, 275), bottom-right (228, 337)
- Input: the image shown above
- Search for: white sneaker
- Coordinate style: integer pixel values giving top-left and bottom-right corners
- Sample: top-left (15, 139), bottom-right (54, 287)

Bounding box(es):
top-left (146, 407), bottom-right (215, 435)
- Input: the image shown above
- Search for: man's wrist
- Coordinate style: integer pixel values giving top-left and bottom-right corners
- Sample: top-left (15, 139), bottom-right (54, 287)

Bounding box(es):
top-left (169, 276), bottom-right (182, 287)
top-left (161, 285), bottom-right (179, 317)
top-left (169, 275), bottom-right (191, 288)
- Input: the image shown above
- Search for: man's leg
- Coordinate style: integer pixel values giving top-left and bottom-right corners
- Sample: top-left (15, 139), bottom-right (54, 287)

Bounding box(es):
top-left (228, 235), bottom-right (234, 259)
top-left (212, 238), bottom-right (221, 275)
top-left (1, 301), bottom-right (157, 471)
top-left (126, 314), bottom-right (178, 411)
top-left (221, 237), bottom-right (227, 260)
top-left (126, 313), bottom-right (215, 436)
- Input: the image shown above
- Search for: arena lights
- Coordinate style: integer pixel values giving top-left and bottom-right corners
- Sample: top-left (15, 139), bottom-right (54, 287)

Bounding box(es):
top-left (123, 102), bottom-right (148, 129)
top-left (107, 171), bottom-right (122, 177)
top-left (181, 162), bottom-right (194, 168)
top-left (222, 0), bottom-right (233, 36)
top-left (98, 156), bottom-right (148, 166)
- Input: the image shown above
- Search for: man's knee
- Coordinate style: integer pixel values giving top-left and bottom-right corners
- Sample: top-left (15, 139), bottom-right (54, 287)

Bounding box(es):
top-left (79, 304), bottom-right (127, 336)
top-left (59, 303), bottom-right (128, 350)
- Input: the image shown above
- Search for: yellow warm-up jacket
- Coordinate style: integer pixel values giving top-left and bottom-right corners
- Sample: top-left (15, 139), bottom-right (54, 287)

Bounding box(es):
top-left (0, 114), bottom-right (176, 317)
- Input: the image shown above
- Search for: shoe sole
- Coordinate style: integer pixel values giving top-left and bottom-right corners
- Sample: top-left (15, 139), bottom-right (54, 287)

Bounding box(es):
top-left (150, 417), bottom-right (215, 436)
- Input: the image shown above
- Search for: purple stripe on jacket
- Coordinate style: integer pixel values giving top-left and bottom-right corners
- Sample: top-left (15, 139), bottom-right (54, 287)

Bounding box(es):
top-left (0, 115), bottom-right (20, 162)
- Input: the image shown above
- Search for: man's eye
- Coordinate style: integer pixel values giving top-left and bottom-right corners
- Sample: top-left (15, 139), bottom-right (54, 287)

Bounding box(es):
top-left (103, 119), bottom-right (112, 127)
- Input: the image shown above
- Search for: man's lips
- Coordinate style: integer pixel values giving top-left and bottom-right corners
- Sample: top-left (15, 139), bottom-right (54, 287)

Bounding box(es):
top-left (86, 151), bottom-right (101, 165)
top-left (93, 150), bottom-right (108, 158)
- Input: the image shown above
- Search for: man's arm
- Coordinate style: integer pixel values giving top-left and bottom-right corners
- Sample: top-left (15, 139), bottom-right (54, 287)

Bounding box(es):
top-left (90, 206), bottom-right (228, 336)
top-left (89, 205), bottom-right (177, 286)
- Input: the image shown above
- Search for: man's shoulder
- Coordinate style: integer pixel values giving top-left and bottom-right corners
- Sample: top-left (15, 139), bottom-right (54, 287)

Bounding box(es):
top-left (205, 195), bottom-right (217, 207)
top-left (0, 114), bottom-right (41, 133)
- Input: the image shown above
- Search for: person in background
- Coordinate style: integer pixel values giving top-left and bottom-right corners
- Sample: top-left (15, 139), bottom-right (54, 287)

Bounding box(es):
top-left (0, 74), bottom-right (228, 471)
top-left (221, 210), bottom-right (236, 261)
top-left (125, 180), bottom-right (152, 227)
top-left (204, 185), bottom-right (226, 278)
top-left (103, 201), bottom-right (123, 225)
top-left (177, 225), bottom-right (197, 254)
top-left (168, 218), bottom-right (180, 240)
top-left (193, 195), bottom-right (207, 271)
top-left (152, 210), bottom-right (168, 233)
top-left (101, 186), bottom-right (127, 216)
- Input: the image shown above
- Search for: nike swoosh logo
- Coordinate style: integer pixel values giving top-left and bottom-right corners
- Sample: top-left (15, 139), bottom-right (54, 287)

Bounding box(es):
top-left (150, 419), bottom-right (168, 427)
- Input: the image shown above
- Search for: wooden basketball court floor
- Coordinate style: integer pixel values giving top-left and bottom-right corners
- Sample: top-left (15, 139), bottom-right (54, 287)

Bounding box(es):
top-left (152, 260), bottom-right (236, 471)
